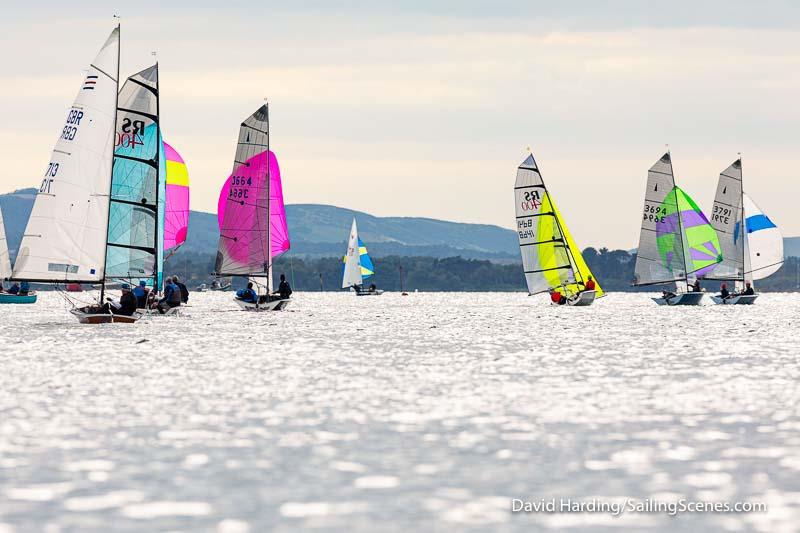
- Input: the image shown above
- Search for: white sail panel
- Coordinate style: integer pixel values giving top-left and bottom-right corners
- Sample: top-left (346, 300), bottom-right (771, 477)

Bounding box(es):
top-left (0, 207), bottom-right (11, 280)
top-left (12, 28), bottom-right (119, 282)
top-left (342, 218), bottom-right (362, 288)
top-left (742, 193), bottom-right (783, 281)
top-left (514, 154), bottom-right (573, 295)
top-left (705, 159), bottom-right (744, 280)
top-left (633, 153), bottom-right (686, 286)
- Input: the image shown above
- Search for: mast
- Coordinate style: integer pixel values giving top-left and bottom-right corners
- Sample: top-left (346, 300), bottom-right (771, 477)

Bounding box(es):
top-left (740, 155), bottom-right (746, 288)
top-left (100, 19), bottom-right (121, 304)
top-left (266, 101), bottom-right (271, 294)
top-left (153, 60), bottom-right (161, 293)
top-left (668, 149), bottom-right (690, 291)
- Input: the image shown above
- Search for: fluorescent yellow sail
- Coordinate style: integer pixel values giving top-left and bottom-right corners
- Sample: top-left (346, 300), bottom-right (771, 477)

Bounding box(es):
top-left (537, 192), bottom-right (604, 298)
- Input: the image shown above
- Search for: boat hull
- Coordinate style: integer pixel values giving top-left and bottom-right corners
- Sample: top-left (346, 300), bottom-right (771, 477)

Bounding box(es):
top-left (355, 289), bottom-right (384, 296)
top-left (651, 292), bottom-right (704, 306)
top-left (0, 293), bottom-right (37, 304)
top-left (568, 290), bottom-right (596, 306)
top-left (234, 298), bottom-right (291, 311)
top-left (143, 306), bottom-right (182, 316)
top-left (70, 307), bottom-right (143, 324)
top-left (710, 294), bottom-right (758, 305)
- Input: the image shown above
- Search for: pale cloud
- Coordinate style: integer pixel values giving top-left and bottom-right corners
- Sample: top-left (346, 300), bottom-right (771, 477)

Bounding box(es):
top-left (0, 4), bottom-right (798, 249)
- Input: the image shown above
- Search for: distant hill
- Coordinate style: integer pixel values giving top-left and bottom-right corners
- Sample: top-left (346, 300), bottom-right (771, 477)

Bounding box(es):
top-left (0, 189), bottom-right (519, 261)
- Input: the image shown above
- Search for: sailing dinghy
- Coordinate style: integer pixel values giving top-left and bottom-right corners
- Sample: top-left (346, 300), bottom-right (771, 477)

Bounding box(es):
top-left (215, 104), bottom-right (291, 311)
top-left (10, 26), bottom-right (135, 321)
top-left (632, 153), bottom-right (722, 305)
top-left (0, 206), bottom-right (36, 304)
top-left (514, 153), bottom-right (603, 306)
top-left (704, 159), bottom-right (783, 304)
top-left (342, 218), bottom-right (383, 296)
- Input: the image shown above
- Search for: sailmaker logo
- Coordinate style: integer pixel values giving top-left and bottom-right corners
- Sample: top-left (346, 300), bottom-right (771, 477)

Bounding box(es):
top-left (82, 75), bottom-right (98, 90)
top-left (521, 198), bottom-right (541, 211)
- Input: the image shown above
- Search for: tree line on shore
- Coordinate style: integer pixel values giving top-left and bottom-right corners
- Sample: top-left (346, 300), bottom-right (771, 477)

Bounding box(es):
top-left (162, 249), bottom-right (800, 292)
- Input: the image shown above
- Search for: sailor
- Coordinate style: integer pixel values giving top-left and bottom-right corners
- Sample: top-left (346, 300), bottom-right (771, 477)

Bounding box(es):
top-left (549, 288), bottom-right (566, 305)
top-left (719, 283), bottom-right (730, 300)
top-left (584, 276), bottom-right (596, 291)
top-left (133, 280), bottom-right (149, 309)
top-left (369, 283), bottom-right (377, 293)
top-left (7, 282), bottom-right (20, 295)
top-left (691, 279), bottom-right (701, 293)
top-left (277, 274), bottom-right (292, 300)
top-left (662, 290), bottom-right (677, 301)
top-left (173, 275), bottom-right (189, 303)
top-left (236, 282), bottom-right (258, 303)
top-left (742, 282), bottom-right (755, 296)
top-left (117, 284), bottom-right (137, 316)
top-left (19, 281), bottom-right (30, 295)
top-left (157, 277), bottom-right (182, 314)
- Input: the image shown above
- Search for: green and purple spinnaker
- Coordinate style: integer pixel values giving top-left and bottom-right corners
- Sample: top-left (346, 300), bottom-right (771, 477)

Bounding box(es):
top-left (656, 186), bottom-right (721, 278)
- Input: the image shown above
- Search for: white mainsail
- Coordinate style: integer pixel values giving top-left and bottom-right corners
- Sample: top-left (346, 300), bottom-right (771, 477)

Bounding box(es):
top-left (706, 160), bottom-right (744, 280)
top-left (742, 193), bottom-right (783, 282)
top-left (12, 28), bottom-right (120, 283)
top-left (0, 207), bottom-right (11, 280)
top-left (342, 218), bottom-right (362, 288)
top-left (706, 159), bottom-right (783, 288)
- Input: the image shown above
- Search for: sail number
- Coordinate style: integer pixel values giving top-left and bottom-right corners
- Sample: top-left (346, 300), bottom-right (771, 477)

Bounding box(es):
top-left (517, 218), bottom-right (535, 239)
top-left (60, 108), bottom-right (84, 141)
top-left (39, 162), bottom-right (59, 194)
top-left (712, 205), bottom-right (732, 225)
top-left (229, 175), bottom-right (252, 200)
top-left (643, 204), bottom-right (666, 223)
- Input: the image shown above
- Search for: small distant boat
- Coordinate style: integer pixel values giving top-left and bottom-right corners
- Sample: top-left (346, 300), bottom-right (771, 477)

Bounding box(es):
top-left (215, 104), bottom-right (291, 311)
top-left (704, 159), bottom-right (783, 305)
top-left (1, 206), bottom-right (37, 304)
top-left (342, 218), bottom-right (383, 296)
top-left (632, 153), bottom-right (722, 305)
top-left (513, 153), bottom-right (603, 306)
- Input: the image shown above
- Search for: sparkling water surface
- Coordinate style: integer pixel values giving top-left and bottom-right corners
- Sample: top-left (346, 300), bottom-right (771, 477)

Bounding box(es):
top-left (1, 291), bottom-right (799, 532)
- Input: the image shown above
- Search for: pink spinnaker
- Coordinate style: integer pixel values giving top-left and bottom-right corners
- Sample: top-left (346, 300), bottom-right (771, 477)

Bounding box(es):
top-left (217, 150), bottom-right (290, 266)
top-left (163, 142), bottom-right (189, 251)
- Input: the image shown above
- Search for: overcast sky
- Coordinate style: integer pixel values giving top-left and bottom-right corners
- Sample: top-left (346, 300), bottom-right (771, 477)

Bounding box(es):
top-left (1, 1), bottom-right (798, 249)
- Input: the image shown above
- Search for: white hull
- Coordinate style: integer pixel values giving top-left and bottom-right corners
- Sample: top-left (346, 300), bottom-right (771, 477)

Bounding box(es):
top-left (710, 294), bottom-right (758, 305)
top-left (234, 298), bottom-right (291, 311)
top-left (567, 290), bottom-right (596, 306)
top-left (651, 292), bottom-right (704, 306)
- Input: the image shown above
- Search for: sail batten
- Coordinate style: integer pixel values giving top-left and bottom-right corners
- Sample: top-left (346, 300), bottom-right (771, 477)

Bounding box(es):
top-left (514, 153), bottom-right (602, 298)
top-left (11, 28), bottom-right (120, 282)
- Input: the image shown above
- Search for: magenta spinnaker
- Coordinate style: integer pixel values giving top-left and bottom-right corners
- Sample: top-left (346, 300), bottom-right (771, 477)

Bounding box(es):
top-left (217, 150), bottom-right (290, 266)
top-left (163, 141), bottom-right (190, 251)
